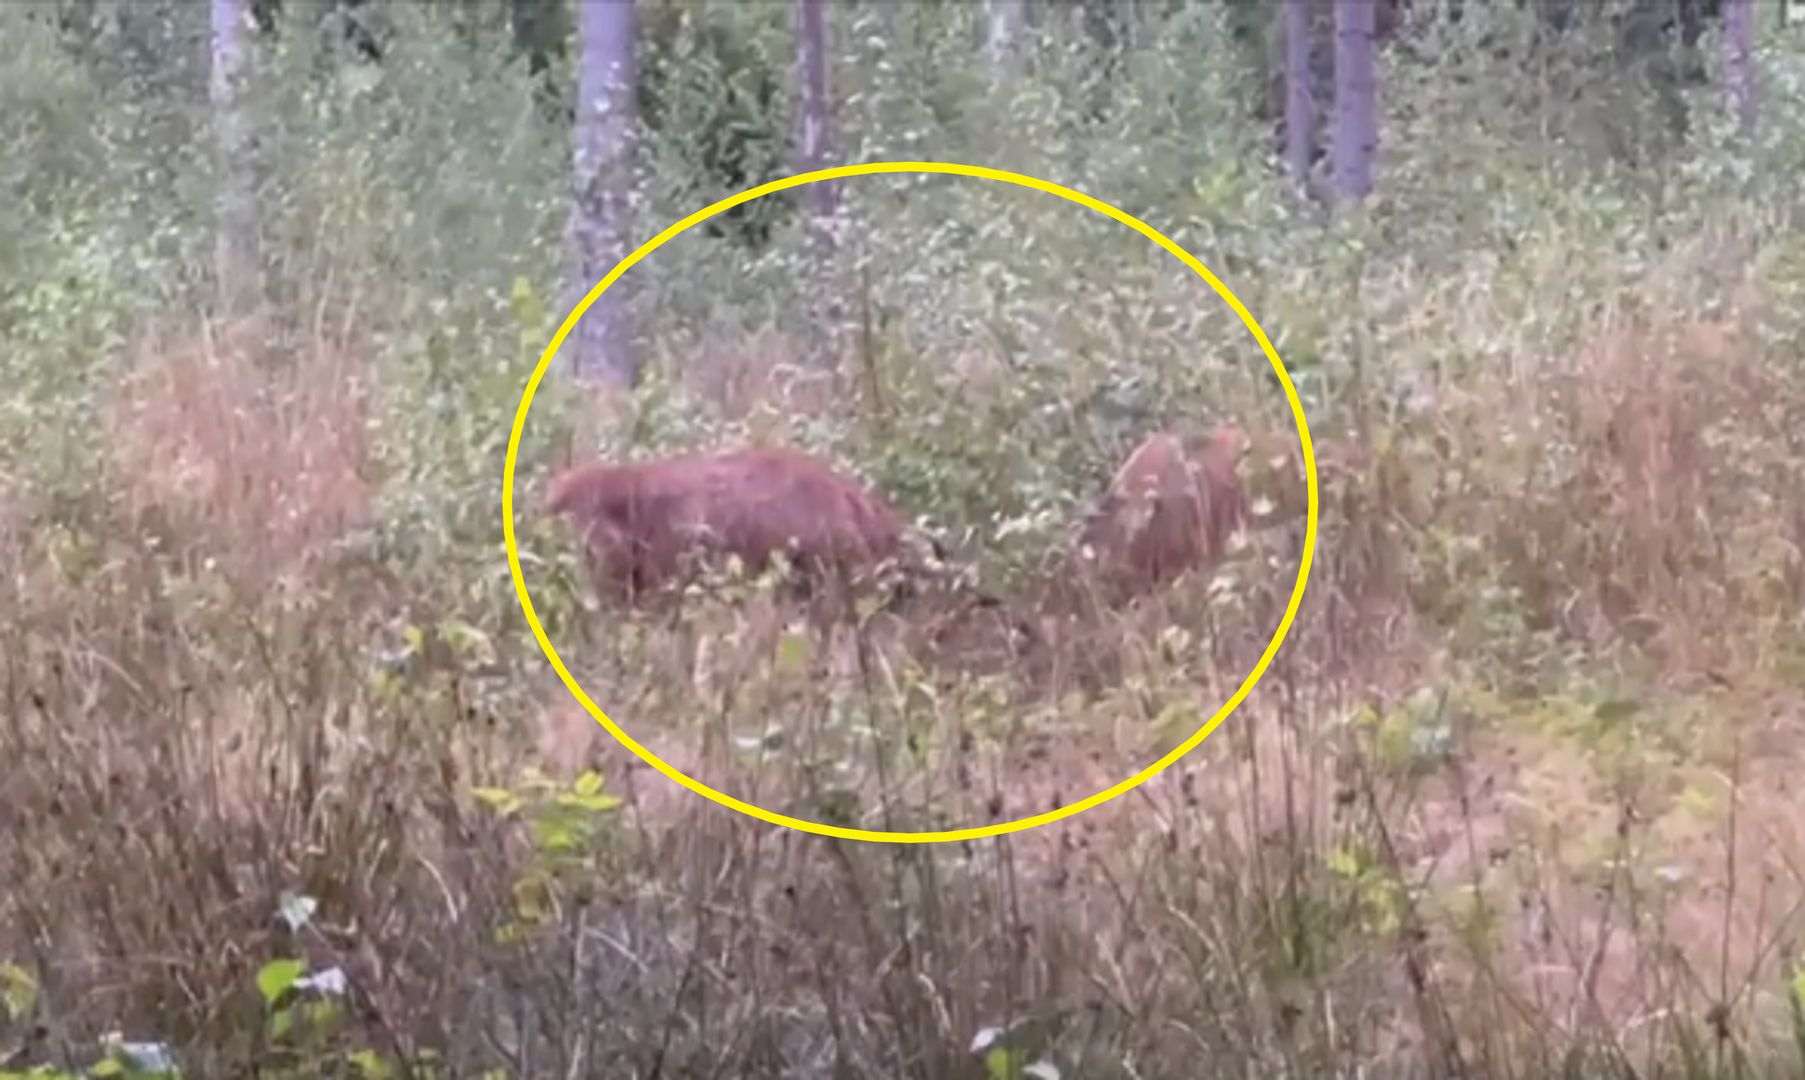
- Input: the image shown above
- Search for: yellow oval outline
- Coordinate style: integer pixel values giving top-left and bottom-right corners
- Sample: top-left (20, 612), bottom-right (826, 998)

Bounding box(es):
top-left (502, 160), bottom-right (1319, 844)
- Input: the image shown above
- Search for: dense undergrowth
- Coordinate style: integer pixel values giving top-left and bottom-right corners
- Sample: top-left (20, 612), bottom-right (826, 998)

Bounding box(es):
top-left (6, 1), bottom-right (1805, 1076)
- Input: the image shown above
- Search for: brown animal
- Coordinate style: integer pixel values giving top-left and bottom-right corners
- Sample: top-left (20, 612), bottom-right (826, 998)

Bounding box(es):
top-left (546, 446), bottom-right (919, 608)
top-left (1075, 426), bottom-right (1247, 599)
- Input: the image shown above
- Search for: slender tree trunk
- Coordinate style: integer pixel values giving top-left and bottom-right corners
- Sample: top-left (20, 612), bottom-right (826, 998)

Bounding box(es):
top-left (985, 0), bottom-right (1025, 79)
top-left (794, 0), bottom-right (842, 370)
top-left (570, 0), bottom-right (639, 388)
top-left (1332, 0), bottom-right (1378, 204)
top-left (1724, 0), bottom-right (1755, 138)
top-left (211, 0), bottom-right (259, 318)
top-left (794, 0), bottom-right (836, 221)
top-left (1283, 0), bottom-right (1316, 190)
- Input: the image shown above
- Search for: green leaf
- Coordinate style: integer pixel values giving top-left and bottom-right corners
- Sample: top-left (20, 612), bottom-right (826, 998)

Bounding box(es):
top-left (1326, 844), bottom-right (1365, 879)
top-left (533, 817), bottom-right (580, 853)
top-left (438, 617), bottom-right (495, 663)
top-left (472, 787), bottom-right (523, 816)
top-left (256, 958), bottom-right (306, 1008)
top-left (0, 962), bottom-right (38, 1021)
top-left (985, 1046), bottom-right (1027, 1080)
top-left (1151, 699), bottom-right (1195, 740)
top-left (560, 770), bottom-right (622, 813)
top-left (347, 1049), bottom-right (396, 1079)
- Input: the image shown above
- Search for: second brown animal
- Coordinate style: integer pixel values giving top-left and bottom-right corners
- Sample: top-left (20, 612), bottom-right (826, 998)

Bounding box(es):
top-left (1075, 426), bottom-right (1248, 602)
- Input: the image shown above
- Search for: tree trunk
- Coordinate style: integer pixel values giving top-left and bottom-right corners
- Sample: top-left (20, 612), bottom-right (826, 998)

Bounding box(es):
top-left (1283, 0), bottom-right (1316, 190)
top-left (794, 0), bottom-right (842, 370)
top-left (985, 0), bottom-right (1024, 79)
top-left (570, 0), bottom-right (639, 388)
top-left (1723, 0), bottom-right (1755, 137)
top-left (210, 0), bottom-right (260, 318)
top-left (794, 0), bottom-right (836, 222)
top-left (1332, 0), bottom-right (1377, 204)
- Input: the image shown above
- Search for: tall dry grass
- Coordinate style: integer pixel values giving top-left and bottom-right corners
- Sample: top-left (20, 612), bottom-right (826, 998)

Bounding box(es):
top-left (103, 316), bottom-right (374, 599)
top-left (3, 282), bottom-right (1805, 1078)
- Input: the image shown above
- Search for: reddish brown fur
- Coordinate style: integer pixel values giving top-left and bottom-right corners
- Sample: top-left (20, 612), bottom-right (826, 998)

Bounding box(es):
top-left (1075, 426), bottom-right (1247, 599)
top-left (546, 447), bottom-right (909, 606)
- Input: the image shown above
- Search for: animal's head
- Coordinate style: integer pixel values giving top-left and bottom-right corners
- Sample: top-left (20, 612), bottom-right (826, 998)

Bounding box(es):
top-left (546, 465), bottom-right (607, 520)
top-left (1190, 425), bottom-right (1248, 527)
top-left (545, 464), bottom-right (644, 595)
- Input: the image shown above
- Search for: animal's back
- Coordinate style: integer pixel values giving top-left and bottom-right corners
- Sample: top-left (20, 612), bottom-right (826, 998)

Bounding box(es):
top-left (545, 446), bottom-right (909, 602)
top-left (712, 448), bottom-right (906, 565)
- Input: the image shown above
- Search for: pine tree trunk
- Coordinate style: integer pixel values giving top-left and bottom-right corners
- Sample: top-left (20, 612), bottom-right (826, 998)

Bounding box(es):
top-left (570, 0), bottom-right (639, 387)
top-left (1332, 0), bottom-right (1378, 204)
top-left (1283, 0), bottom-right (1316, 191)
top-left (211, 0), bottom-right (260, 318)
top-left (1724, 0), bottom-right (1756, 138)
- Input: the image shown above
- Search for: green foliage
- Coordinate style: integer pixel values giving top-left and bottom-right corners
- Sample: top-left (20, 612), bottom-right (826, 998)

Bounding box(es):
top-left (638, 0), bottom-right (794, 249)
top-left (1350, 686), bottom-right (1457, 777)
top-left (474, 768), bottom-right (625, 942)
top-left (1326, 839), bottom-right (1409, 940)
top-left (255, 958), bottom-right (306, 1009)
